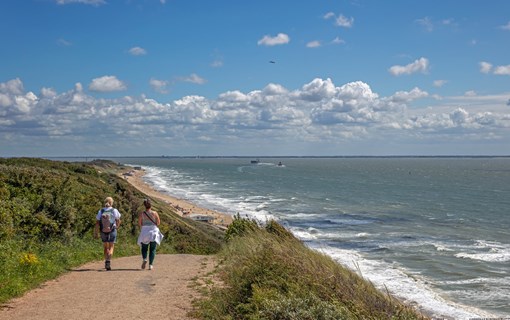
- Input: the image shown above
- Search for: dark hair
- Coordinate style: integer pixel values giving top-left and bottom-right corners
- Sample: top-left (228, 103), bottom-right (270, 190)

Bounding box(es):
top-left (143, 198), bottom-right (152, 209)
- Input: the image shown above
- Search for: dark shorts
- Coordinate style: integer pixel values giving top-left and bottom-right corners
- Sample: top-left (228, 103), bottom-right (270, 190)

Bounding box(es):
top-left (100, 229), bottom-right (117, 243)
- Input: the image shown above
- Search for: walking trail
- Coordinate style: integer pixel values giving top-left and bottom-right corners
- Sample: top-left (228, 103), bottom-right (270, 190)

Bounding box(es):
top-left (0, 254), bottom-right (216, 320)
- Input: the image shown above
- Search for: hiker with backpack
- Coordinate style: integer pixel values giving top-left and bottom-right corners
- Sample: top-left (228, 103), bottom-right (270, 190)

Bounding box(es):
top-left (94, 197), bottom-right (122, 271)
top-left (137, 198), bottom-right (164, 270)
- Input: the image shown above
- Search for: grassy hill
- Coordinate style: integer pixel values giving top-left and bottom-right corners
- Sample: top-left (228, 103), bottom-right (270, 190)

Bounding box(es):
top-left (194, 217), bottom-right (428, 320)
top-left (0, 157), bottom-right (224, 303)
top-left (0, 158), bottom-right (427, 319)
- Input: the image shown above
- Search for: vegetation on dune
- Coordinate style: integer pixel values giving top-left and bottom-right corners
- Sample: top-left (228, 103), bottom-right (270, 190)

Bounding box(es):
top-left (194, 216), bottom-right (428, 320)
top-left (1, 158), bottom-right (427, 319)
top-left (0, 158), bottom-right (224, 304)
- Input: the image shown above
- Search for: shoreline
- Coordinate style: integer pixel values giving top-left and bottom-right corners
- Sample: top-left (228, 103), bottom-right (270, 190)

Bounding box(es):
top-left (119, 168), bottom-right (232, 228)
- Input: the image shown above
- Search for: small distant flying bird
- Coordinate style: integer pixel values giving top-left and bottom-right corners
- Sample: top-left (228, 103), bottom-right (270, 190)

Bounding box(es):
top-left (269, 60), bottom-right (276, 64)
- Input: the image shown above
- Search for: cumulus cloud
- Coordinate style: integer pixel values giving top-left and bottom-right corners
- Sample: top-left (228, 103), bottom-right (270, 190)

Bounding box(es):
top-left (257, 33), bottom-right (290, 46)
top-left (1, 77), bottom-right (509, 155)
top-left (480, 61), bottom-right (493, 74)
top-left (480, 61), bottom-right (510, 75)
top-left (324, 12), bottom-right (354, 28)
top-left (150, 78), bottom-right (169, 94)
top-left (88, 75), bottom-right (127, 92)
top-left (499, 21), bottom-right (510, 31)
top-left (306, 40), bottom-right (321, 48)
top-left (433, 80), bottom-right (447, 87)
top-left (181, 73), bottom-right (207, 85)
top-left (389, 57), bottom-right (429, 76)
top-left (335, 15), bottom-right (354, 28)
top-left (128, 46), bottom-right (147, 56)
top-left (331, 37), bottom-right (345, 45)
top-left (493, 65), bottom-right (510, 75)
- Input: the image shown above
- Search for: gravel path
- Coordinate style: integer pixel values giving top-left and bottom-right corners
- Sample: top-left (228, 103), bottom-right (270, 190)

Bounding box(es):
top-left (0, 254), bottom-right (215, 320)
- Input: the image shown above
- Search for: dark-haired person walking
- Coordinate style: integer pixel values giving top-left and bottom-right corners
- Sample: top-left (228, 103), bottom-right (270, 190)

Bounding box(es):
top-left (137, 198), bottom-right (164, 270)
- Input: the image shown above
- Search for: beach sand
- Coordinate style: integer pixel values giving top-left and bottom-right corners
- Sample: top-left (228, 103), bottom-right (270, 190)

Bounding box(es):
top-left (119, 168), bottom-right (232, 228)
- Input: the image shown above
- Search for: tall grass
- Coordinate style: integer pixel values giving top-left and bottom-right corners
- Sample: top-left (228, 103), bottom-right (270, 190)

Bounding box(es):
top-left (194, 218), bottom-right (428, 320)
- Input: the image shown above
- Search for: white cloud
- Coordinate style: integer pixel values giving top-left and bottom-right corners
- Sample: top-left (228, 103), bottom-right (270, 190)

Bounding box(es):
top-left (128, 46), bottom-right (147, 56)
top-left (415, 17), bottom-right (456, 32)
top-left (57, 38), bottom-right (72, 46)
top-left (211, 60), bottom-right (223, 67)
top-left (181, 73), bottom-right (207, 85)
top-left (88, 75), bottom-right (127, 92)
top-left (323, 12), bottom-right (335, 20)
top-left (335, 15), bottom-right (354, 28)
top-left (415, 17), bottom-right (434, 32)
top-left (493, 65), bottom-right (510, 75)
top-left (499, 21), bottom-right (510, 30)
top-left (55, 0), bottom-right (106, 6)
top-left (257, 33), bottom-right (290, 46)
top-left (2, 78), bottom-right (509, 155)
top-left (0, 93), bottom-right (12, 108)
top-left (331, 37), bottom-right (345, 45)
top-left (149, 78), bottom-right (169, 94)
top-left (464, 90), bottom-right (477, 97)
top-left (480, 61), bottom-right (510, 75)
top-left (306, 40), bottom-right (321, 48)
top-left (433, 80), bottom-right (447, 87)
top-left (389, 57), bottom-right (429, 76)
top-left (0, 78), bottom-right (24, 95)
top-left (324, 12), bottom-right (354, 28)
top-left (390, 87), bottom-right (429, 102)
top-left (479, 61), bottom-right (493, 74)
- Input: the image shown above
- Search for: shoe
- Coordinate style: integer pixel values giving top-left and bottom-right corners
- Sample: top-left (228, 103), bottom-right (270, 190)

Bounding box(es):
top-left (105, 260), bottom-right (111, 271)
top-left (149, 265), bottom-right (153, 270)
top-left (141, 260), bottom-right (147, 270)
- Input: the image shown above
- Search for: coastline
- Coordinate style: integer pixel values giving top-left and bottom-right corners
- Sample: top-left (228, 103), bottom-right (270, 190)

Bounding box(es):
top-left (119, 168), bottom-right (232, 228)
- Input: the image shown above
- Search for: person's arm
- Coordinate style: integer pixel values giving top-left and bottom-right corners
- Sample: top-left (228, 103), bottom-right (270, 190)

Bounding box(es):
top-left (154, 211), bottom-right (161, 226)
top-left (138, 212), bottom-right (143, 228)
top-left (115, 209), bottom-right (121, 228)
top-left (94, 220), bottom-right (100, 239)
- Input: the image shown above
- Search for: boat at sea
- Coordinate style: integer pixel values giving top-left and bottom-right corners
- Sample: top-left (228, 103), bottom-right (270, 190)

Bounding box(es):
top-left (250, 159), bottom-right (260, 164)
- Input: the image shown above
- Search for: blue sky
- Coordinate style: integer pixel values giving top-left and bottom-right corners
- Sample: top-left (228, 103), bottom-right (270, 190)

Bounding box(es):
top-left (1, 0), bottom-right (509, 156)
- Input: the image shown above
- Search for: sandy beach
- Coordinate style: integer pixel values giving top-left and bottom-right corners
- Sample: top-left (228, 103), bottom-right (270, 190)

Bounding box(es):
top-left (119, 168), bottom-right (232, 228)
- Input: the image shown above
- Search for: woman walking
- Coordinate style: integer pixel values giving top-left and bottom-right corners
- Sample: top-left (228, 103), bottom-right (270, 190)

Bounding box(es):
top-left (138, 198), bottom-right (164, 270)
top-left (94, 197), bottom-right (121, 271)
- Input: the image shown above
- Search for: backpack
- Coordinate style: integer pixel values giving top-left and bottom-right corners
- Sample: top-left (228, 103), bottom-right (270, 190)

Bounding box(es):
top-left (100, 208), bottom-right (116, 233)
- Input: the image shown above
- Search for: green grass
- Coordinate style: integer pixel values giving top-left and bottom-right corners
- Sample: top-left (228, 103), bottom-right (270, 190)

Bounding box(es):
top-left (0, 158), bottom-right (224, 304)
top-left (193, 218), bottom-right (428, 320)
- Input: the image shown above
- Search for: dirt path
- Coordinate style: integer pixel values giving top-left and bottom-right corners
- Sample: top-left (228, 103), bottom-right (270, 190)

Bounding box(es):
top-left (0, 254), bottom-right (215, 320)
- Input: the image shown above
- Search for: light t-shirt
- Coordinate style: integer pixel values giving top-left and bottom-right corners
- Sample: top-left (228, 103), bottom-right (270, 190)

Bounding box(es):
top-left (96, 207), bottom-right (121, 227)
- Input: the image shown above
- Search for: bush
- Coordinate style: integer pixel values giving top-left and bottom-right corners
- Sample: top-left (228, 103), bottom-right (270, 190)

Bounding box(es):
top-left (0, 158), bottom-right (225, 304)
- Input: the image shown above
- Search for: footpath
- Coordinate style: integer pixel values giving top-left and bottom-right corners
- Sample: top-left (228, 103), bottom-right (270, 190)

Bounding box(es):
top-left (0, 254), bottom-right (215, 320)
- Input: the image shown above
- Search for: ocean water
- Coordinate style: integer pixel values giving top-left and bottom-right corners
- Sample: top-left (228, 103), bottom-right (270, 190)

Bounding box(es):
top-left (117, 157), bottom-right (510, 319)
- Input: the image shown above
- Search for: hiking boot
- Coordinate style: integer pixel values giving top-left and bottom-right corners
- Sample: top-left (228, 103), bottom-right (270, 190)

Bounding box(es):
top-left (141, 260), bottom-right (147, 270)
top-left (105, 260), bottom-right (111, 271)
top-left (149, 265), bottom-right (153, 270)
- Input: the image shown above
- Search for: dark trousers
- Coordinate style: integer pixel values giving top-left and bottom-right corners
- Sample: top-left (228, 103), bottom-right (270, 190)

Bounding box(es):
top-left (141, 241), bottom-right (157, 264)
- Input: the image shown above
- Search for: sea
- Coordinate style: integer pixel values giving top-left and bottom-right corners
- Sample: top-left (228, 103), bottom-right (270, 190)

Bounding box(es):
top-left (113, 157), bottom-right (509, 319)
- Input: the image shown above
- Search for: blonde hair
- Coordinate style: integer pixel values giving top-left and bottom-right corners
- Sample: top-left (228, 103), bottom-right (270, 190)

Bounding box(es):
top-left (104, 197), bottom-right (114, 207)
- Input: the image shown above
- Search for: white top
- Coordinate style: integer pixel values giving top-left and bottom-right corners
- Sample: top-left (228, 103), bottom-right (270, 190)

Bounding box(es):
top-left (137, 225), bottom-right (164, 245)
